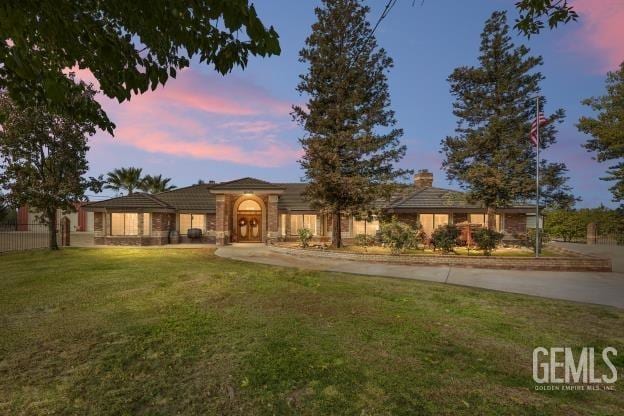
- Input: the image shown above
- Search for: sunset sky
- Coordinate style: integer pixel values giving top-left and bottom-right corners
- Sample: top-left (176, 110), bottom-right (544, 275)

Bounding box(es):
top-left (86, 0), bottom-right (624, 208)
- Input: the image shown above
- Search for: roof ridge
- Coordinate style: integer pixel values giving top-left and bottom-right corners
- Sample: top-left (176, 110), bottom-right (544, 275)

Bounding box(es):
top-left (217, 176), bottom-right (273, 186)
top-left (155, 183), bottom-right (212, 195)
top-left (140, 192), bottom-right (174, 208)
top-left (84, 193), bottom-right (131, 206)
top-left (210, 177), bottom-right (285, 190)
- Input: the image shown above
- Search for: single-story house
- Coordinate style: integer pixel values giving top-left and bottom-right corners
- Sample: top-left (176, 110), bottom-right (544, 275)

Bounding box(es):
top-left (83, 170), bottom-right (537, 246)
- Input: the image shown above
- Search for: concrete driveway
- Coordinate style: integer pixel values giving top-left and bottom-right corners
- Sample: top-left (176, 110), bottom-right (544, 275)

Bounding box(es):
top-left (551, 241), bottom-right (624, 273)
top-left (216, 244), bottom-right (624, 309)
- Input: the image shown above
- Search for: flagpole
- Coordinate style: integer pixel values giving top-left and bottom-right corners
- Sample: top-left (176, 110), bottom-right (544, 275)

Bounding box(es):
top-left (535, 96), bottom-right (540, 258)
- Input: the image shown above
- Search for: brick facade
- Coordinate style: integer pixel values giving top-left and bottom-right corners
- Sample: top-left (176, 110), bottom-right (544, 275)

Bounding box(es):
top-left (93, 211), bottom-right (175, 246)
top-left (215, 195), bottom-right (228, 245)
top-left (453, 213), bottom-right (468, 224)
top-left (503, 213), bottom-right (527, 235)
top-left (396, 213), bottom-right (420, 228)
top-left (267, 195), bottom-right (279, 241)
top-left (92, 207), bottom-right (530, 246)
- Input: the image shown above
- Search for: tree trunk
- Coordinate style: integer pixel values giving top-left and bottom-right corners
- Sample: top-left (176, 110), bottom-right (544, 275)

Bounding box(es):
top-left (47, 209), bottom-right (59, 250)
top-left (332, 210), bottom-right (342, 248)
top-left (486, 206), bottom-right (496, 231)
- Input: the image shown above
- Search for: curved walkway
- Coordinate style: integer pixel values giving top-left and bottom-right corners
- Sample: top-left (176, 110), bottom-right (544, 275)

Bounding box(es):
top-left (216, 244), bottom-right (624, 309)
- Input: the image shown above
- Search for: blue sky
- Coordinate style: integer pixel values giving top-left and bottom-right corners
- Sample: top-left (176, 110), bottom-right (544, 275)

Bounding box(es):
top-left (87, 0), bottom-right (624, 208)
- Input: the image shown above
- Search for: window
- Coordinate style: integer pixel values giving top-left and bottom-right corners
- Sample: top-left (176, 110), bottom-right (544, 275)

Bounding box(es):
top-left (469, 213), bottom-right (501, 230)
top-left (179, 214), bottom-right (205, 234)
top-left (419, 214), bottom-right (434, 235)
top-left (110, 213), bottom-right (138, 236)
top-left (434, 214), bottom-right (449, 228)
top-left (238, 199), bottom-right (261, 211)
top-left (280, 214), bottom-right (287, 236)
top-left (419, 214), bottom-right (449, 235)
top-left (352, 219), bottom-right (380, 236)
top-left (469, 214), bottom-right (486, 226)
top-left (290, 214), bottom-right (317, 235)
top-left (143, 213), bottom-right (151, 236)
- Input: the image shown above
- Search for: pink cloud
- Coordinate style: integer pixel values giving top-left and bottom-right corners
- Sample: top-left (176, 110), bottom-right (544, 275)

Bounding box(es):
top-left (113, 125), bottom-right (300, 167)
top-left (219, 120), bottom-right (281, 134)
top-left (90, 68), bottom-right (302, 167)
top-left (569, 0), bottom-right (624, 71)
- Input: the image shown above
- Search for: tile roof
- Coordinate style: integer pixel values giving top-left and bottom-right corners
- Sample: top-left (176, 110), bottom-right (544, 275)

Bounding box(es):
top-left (85, 192), bottom-right (174, 210)
top-left (276, 183), bottom-right (312, 211)
top-left (155, 184), bottom-right (217, 211)
top-left (209, 177), bottom-right (285, 191)
top-left (388, 187), bottom-right (534, 210)
top-left (84, 178), bottom-right (534, 212)
top-left (390, 187), bottom-right (482, 209)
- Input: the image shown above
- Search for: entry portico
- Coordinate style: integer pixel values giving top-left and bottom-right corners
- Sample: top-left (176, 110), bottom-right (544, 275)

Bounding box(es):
top-left (210, 178), bottom-right (284, 245)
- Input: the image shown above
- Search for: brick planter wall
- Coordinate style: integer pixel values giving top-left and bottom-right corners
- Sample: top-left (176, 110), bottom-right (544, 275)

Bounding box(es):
top-left (94, 236), bottom-right (169, 246)
top-left (179, 235), bottom-right (216, 244)
top-left (268, 245), bottom-right (611, 272)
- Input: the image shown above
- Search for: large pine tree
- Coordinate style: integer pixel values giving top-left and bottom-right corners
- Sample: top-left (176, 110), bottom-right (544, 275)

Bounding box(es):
top-left (577, 62), bottom-right (624, 205)
top-left (293, 0), bottom-right (410, 248)
top-left (441, 11), bottom-right (576, 222)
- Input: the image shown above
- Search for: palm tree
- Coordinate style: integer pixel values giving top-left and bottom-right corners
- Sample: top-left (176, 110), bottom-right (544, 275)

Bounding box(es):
top-left (105, 167), bottom-right (143, 195)
top-left (139, 174), bottom-right (176, 194)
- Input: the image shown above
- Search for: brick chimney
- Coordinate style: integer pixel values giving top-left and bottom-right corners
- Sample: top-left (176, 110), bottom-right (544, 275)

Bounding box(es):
top-left (414, 169), bottom-right (433, 188)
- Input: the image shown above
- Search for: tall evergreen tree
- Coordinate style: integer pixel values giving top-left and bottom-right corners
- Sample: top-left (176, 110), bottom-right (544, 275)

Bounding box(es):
top-left (441, 11), bottom-right (576, 224)
top-left (293, 0), bottom-right (410, 248)
top-left (577, 62), bottom-right (624, 205)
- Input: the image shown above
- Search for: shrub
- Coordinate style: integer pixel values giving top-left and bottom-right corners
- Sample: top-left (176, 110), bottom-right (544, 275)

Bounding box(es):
top-left (526, 228), bottom-right (549, 253)
top-left (380, 217), bottom-right (422, 255)
top-left (431, 225), bottom-right (460, 253)
top-left (354, 233), bottom-right (376, 246)
top-left (297, 228), bottom-right (313, 248)
top-left (472, 228), bottom-right (503, 255)
top-left (544, 209), bottom-right (585, 242)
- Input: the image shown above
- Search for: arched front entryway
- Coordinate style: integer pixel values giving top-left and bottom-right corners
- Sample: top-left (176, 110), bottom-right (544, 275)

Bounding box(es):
top-left (233, 196), bottom-right (266, 242)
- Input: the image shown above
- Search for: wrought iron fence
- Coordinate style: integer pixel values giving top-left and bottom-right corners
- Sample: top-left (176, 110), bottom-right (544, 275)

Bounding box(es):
top-left (0, 222), bottom-right (60, 253)
top-left (595, 234), bottom-right (624, 246)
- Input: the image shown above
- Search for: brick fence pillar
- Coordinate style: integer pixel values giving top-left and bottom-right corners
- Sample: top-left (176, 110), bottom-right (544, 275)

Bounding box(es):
top-left (587, 222), bottom-right (597, 245)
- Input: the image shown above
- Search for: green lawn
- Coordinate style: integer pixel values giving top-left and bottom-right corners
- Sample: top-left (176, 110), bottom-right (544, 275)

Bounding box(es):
top-left (0, 248), bottom-right (622, 415)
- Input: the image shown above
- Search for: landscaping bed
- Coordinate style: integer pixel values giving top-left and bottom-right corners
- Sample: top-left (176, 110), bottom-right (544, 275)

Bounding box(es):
top-left (271, 243), bottom-right (612, 272)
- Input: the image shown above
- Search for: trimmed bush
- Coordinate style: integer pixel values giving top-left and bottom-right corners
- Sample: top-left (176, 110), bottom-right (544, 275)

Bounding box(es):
top-left (297, 228), bottom-right (313, 248)
top-left (354, 233), bottom-right (376, 246)
top-left (472, 228), bottom-right (503, 255)
top-left (380, 217), bottom-right (422, 255)
top-left (431, 225), bottom-right (460, 253)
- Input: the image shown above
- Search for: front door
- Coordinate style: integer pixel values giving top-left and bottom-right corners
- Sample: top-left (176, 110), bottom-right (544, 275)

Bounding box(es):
top-left (238, 214), bottom-right (261, 242)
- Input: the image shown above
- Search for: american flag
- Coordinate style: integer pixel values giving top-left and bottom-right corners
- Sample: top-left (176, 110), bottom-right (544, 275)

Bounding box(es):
top-left (530, 112), bottom-right (548, 146)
